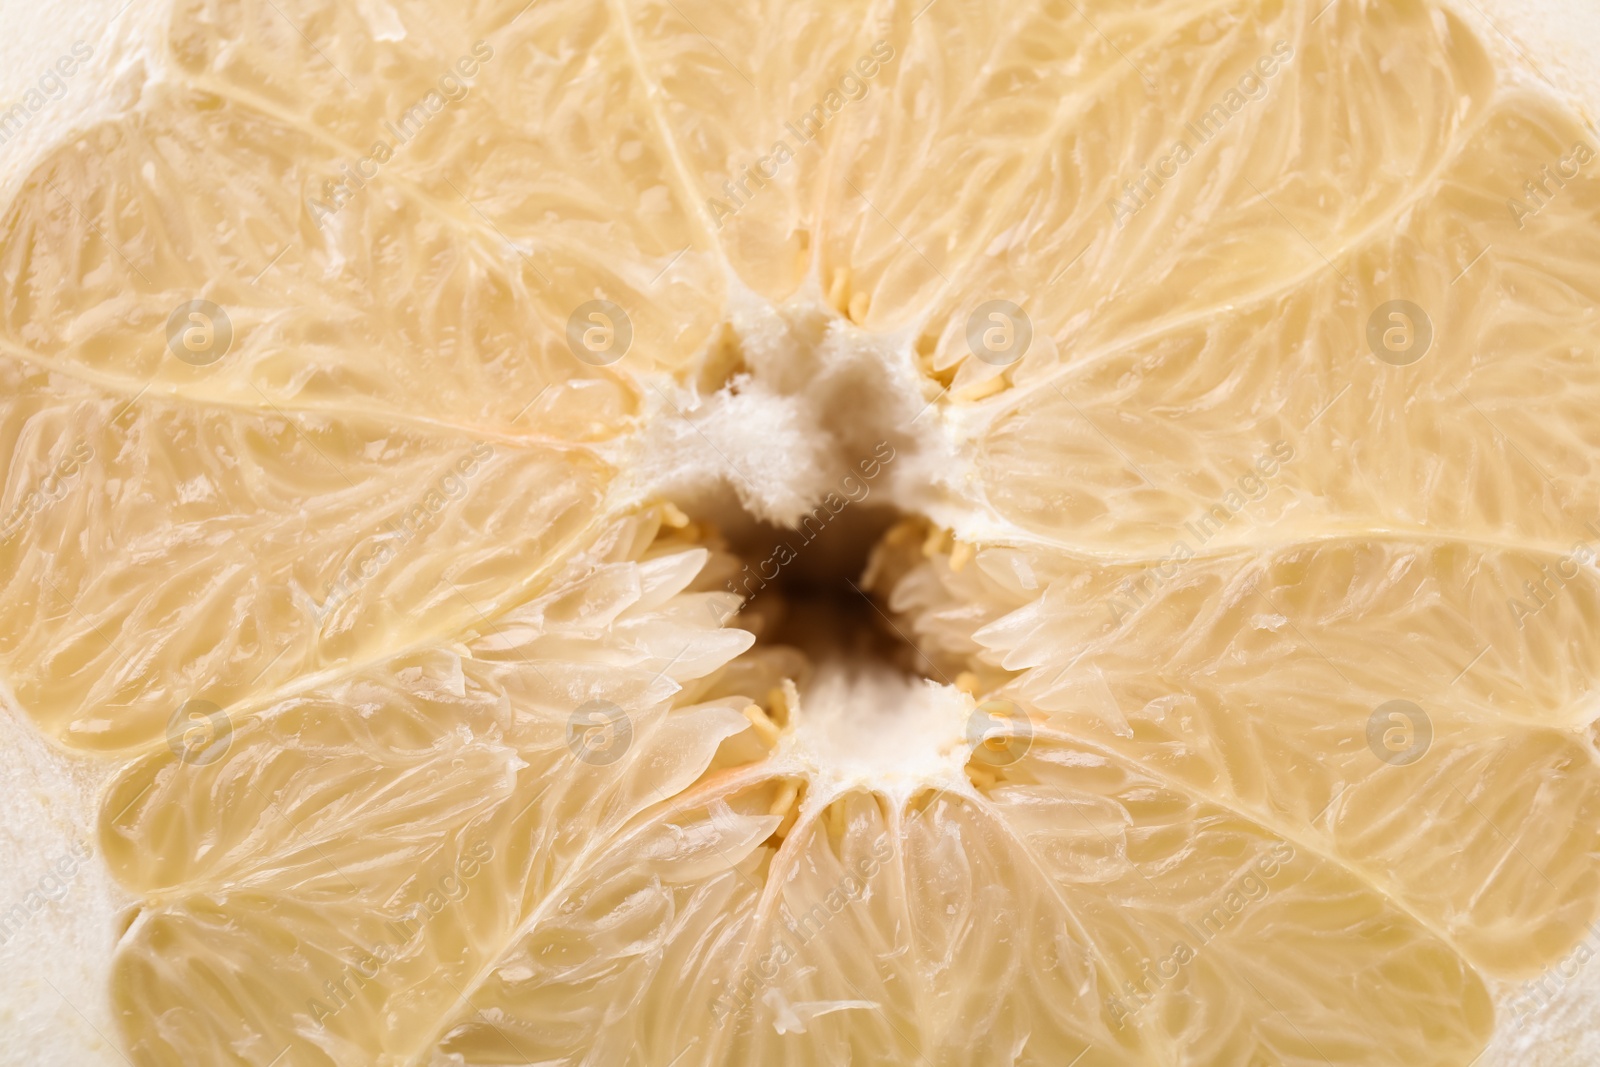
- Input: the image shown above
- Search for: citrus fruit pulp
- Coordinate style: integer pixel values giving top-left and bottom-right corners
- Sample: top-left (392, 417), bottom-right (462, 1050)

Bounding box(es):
top-left (1, 0), bottom-right (1599, 1063)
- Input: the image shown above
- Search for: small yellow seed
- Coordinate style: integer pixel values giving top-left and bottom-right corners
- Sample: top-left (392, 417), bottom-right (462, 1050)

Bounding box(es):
top-left (885, 519), bottom-right (922, 548)
top-left (769, 781), bottom-right (798, 817)
top-left (659, 502), bottom-right (690, 529)
top-left (954, 671), bottom-right (980, 695)
top-left (770, 781), bottom-right (801, 839)
top-left (948, 541), bottom-right (974, 573)
top-left (767, 684), bottom-right (797, 728)
top-left (827, 266), bottom-right (851, 312)
top-left (957, 375), bottom-right (1007, 402)
top-left (775, 805), bottom-right (801, 840)
top-left (742, 703), bottom-right (781, 745)
top-left (922, 526), bottom-right (952, 559)
top-left (781, 680), bottom-right (801, 725)
top-left (848, 291), bottom-right (871, 324)
top-left (825, 802), bottom-right (847, 840)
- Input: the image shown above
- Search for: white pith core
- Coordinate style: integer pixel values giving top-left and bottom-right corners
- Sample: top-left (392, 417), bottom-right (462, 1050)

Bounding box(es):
top-left (614, 283), bottom-right (987, 799)
top-left (615, 282), bottom-right (967, 530)
top-left (776, 667), bottom-right (977, 807)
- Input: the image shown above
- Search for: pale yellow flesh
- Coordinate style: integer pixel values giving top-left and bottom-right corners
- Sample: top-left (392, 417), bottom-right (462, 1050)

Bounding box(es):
top-left (1, 0), bottom-right (1598, 1064)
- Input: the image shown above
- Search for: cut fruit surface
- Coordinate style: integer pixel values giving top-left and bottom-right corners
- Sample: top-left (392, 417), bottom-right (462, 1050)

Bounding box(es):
top-left (2, 0), bottom-right (1599, 1064)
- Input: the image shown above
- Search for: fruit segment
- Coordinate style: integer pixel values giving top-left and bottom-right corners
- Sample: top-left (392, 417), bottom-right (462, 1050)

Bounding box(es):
top-left (0, 356), bottom-right (612, 752)
top-left (897, 537), bottom-right (1600, 974)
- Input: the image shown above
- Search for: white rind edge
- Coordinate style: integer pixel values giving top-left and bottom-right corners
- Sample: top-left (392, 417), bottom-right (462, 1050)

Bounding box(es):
top-left (0, 1), bottom-right (1594, 1064)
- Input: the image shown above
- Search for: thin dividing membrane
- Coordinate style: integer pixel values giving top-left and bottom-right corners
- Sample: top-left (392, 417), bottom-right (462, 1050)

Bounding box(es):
top-left (108, 526), bottom-right (760, 1065)
top-left (972, 63), bottom-right (1600, 563)
top-left (900, 536), bottom-right (1600, 974)
top-left (0, 355), bottom-right (611, 753)
top-left (418, 755), bottom-right (1488, 1067)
